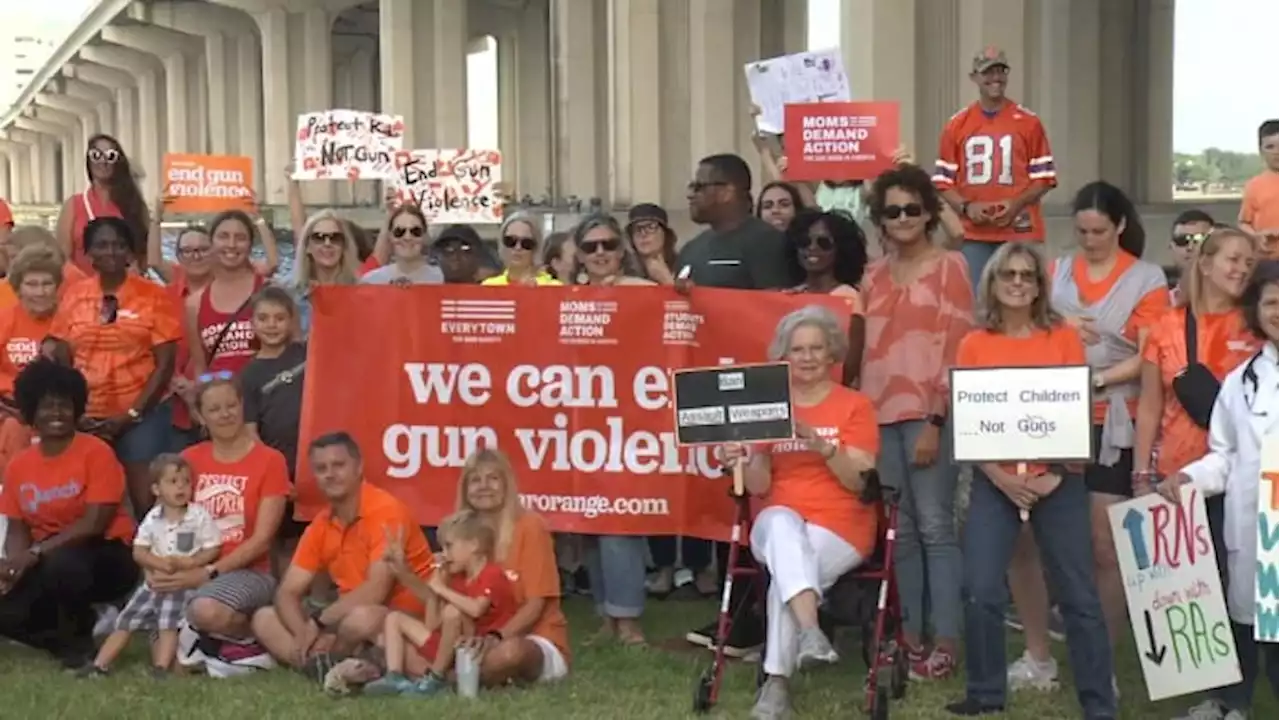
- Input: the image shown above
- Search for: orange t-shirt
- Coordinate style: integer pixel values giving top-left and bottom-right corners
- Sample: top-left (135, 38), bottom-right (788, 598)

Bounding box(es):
top-left (955, 324), bottom-right (1088, 476)
top-left (50, 273), bottom-right (183, 417)
top-left (1240, 171), bottom-right (1279, 258)
top-left (762, 385), bottom-right (880, 556)
top-left (1141, 307), bottom-right (1259, 477)
top-left (291, 483), bottom-right (435, 614)
top-left (1065, 252), bottom-right (1170, 424)
top-left (183, 441), bottom-right (291, 573)
top-left (504, 511), bottom-right (570, 663)
top-left (0, 304), bottom-right (53, 396)
top-left (0, 433), bottom-right (135, 544)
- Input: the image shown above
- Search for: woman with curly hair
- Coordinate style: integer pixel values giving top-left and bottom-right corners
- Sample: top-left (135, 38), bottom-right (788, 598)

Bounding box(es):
top-left (784, 209), bottom-right (869, 386)
top-left (55, 134), bottom-right (150, 272)
top-left (0, 358), bottom-right (138, 668)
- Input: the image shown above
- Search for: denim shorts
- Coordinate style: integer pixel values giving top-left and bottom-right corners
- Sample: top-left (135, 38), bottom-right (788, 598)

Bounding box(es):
top-left (113, 400), bottom-right (176, 464)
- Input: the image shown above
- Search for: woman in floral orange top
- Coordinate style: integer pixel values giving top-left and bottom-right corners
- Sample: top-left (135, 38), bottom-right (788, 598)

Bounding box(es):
top-left (860, 164), bottom-right (974, 679)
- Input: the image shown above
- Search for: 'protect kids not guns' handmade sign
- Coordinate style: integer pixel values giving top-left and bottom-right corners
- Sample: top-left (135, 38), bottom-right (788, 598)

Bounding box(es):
top-left (1110, 486), bottom-right (1241, 700)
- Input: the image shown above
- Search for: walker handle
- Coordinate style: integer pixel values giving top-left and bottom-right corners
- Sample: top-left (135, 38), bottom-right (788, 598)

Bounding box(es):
top-left (1017, 462), bottom-right (1029, 522)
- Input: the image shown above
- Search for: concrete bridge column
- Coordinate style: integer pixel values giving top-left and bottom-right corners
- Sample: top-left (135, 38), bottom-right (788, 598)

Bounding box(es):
top-left (101, 24), bottom-right (203, 155)
top-left (78, 44), bottom-right (165, 198)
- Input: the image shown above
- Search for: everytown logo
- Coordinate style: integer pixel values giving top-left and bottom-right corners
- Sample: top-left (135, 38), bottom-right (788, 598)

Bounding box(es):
top-left (440, 299), bottom-right (517, 343)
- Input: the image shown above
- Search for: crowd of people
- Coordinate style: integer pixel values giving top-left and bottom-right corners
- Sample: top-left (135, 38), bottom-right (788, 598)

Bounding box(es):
top-left (0, 44), bottom-right (1274, 720)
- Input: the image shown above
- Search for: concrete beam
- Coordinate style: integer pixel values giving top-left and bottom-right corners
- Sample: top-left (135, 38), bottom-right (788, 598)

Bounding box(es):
top-left (212, 0), bottom-right (368, 14)
top-left (65, 61), bottom-right (135, 89)
top-left (100, 24), bottom-right (197, 58)
top-left (13, 117), bottom-right (69, 137)
top-left (34, 92), bottom-right (97, 116)
top-left (79, 44), bottom-right (162, 75)
top-left (61, 77), bottom-right (116, 105)
top-left (3, 129), bottom-right (44, 146)
top-left (30, 105), bottom-right (83, 130)
top-left (145, 1), bottom-right (259, 36)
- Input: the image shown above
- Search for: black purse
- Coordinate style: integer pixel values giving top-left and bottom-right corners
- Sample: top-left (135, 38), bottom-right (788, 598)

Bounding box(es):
top-left (1171, 310), bottom-right (1221, 429)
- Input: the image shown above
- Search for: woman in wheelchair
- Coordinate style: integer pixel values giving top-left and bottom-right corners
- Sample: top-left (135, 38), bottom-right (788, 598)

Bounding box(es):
top-left (719, 305), bottom-right (880, 720)
top-left (944, 243), bottom-right (1116, 719)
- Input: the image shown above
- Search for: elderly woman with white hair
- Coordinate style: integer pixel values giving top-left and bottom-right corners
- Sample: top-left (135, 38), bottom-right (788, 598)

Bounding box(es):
top-left (482, 212), bottom-right (561, 286)
top-left (720, 304), bottom-right (880, 720)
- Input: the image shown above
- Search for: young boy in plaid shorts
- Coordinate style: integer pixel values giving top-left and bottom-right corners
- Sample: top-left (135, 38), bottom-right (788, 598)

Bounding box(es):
top-left (79, 454), bottom-right (222, 678)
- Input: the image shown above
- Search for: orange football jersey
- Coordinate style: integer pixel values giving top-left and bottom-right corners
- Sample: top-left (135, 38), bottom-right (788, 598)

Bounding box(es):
top-left (932, 100), bottom-right (1056, 243)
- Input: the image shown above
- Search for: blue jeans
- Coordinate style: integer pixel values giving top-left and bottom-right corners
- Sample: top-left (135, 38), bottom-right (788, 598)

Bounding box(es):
top-left (877, 420), bottom-right (962, 641)
top-left (585, 535), bottom-right (647, 618)
top-left (960, 240), bottom-right (1002, 297)
top-left (111, 399), bottom-right (176, 464)
top-left (963, 469), bottom-right (1115, 718)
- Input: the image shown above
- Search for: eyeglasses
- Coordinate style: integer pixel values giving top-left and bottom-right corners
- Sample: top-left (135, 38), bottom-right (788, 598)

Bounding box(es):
top-left (687, 180), bottom-right (728, 193)
top-left (87, 148), bottom-right (120, 164)
top-left (391, 225), bottom-right (425, 239)
top-left (995, 268), bottom-right (1037, 284)
top-left (579, 238), bottom-right (621, 255)
top-left (882, 203), bottom-right (924, 220)
top-left (630, 220), bottom-right (663, 235)
top-left (100, 294), bottom-right (119, 325)
top-left (309, 232), bottom-right (345, 246)
top-left (197, 370), bottom-right (234, 384)
top-left (502, 236), bottom-right (537, 251)
top-left (796, 235), bottom-right (835, 251)
top-left (1172, 232), bottom-right (1210, 248)
top-left (177, 246), bottom-right (210, 260)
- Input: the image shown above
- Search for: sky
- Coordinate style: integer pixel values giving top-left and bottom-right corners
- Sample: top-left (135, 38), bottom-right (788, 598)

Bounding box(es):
top-left (809, 0), bottom-right (1277, 154)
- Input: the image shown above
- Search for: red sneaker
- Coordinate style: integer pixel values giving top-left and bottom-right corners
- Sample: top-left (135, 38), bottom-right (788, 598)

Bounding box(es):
top-left (909, 646), bottom-right (956, 680)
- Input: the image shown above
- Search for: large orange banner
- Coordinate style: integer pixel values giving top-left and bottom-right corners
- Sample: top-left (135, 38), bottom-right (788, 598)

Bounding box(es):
top-left (296, 285), bottom-right (849, 541)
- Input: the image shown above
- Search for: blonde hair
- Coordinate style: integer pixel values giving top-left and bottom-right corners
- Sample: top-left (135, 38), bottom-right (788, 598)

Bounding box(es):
top-left (7, 245), bottom-right (64, 291)
top-left (1183, 227), bottom-right (1257, 313)
top-left (454, 447), bottom-right (523, 561)
top-left (975, 242), bottom-right (1061, 331)
top-left (439, 508), bottom-right (497, 558)
top-left (290, 209), bottom-right (361, 293)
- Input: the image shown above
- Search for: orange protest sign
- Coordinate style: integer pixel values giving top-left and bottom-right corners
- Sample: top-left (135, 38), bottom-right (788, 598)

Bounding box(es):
top-left (783, 101), bottom-right (899, 182)
top-left (296, 286), bottom-right (849, 540)
top-left (162, 153), bottom-right (254, 214)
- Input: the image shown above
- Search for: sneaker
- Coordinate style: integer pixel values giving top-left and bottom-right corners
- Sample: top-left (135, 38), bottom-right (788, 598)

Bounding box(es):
top-left (1006, 650), bottom-right (1058, 691)
top-left (405, 672), bottom-right (450, 696)
top-left (1004, 609), bottom-right (1024, 633)
top-left (945, 698), bottom-right (1005, 716)
top-left (795, 627), bottom-right (839, 669)
top-left (723, 616), bottom-right (765, 658)
top-left (750, 677), bottom-right (792, 720)
top-left (910, 646), bottom-right (957, 680)
top-left (324, 657), bottom-right (382, 697)
top-left (176, 621), bottom-right (209, 669)
top-left (92, 605), bottom-right (119, 638)
top-left (75, 663), bottom-right (108, 679)
top-left (363, 671), bottom-right (417, 697)
top-left (206, 640), bottom-right (277, 679)
top-left (148, 665), bottom-right (169, 680)
top-left (685, 620), bottom-right (717, 648)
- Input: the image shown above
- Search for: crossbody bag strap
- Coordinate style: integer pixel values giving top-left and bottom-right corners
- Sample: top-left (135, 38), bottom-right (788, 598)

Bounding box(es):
top-left (204, 294), bottom-right (256, 365)
top-left (261, 361), bottom-right (307, 397)
top-left (81, 191), bottom-right (95, 221)
top-left (1183, 308), bottom-right (1198, 366)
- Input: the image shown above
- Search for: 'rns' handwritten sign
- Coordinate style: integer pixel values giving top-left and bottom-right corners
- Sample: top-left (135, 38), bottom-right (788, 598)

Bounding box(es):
top-left (1257, 429), bottom-right (1279, 642)
top-left (293, 109), bottom-right (405, 181)
top-left (1110, 487), bottom-right (1241, 700)
top-left (391, 149), bottom-right (503, 224)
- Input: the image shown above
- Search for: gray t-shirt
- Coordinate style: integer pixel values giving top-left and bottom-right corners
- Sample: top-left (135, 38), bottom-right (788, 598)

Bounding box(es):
top-left (360, 262), bottom-right (445, 285)
top-left (675, 216), bottom-right (792, 290)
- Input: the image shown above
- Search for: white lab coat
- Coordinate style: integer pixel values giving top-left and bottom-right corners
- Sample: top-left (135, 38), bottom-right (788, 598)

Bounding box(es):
top-left (1182, 342), bottom-right (1279, 626)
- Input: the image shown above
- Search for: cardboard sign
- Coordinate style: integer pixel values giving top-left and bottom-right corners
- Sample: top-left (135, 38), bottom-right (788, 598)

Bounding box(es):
top-left (671, 362), bottom-right (794, 446)
top-left (293, 109), bottom-right (405, 180)
top-left (782, 101), bottom-right (899, 182)
top-left (1258, 428), bottom-right (1279, 642)
top-left (162, 154), bottom-right (253, 214)
top-left (392, 149), bottom-right (504, 224)
top-left (744, 49), bottom-right (851, 135)
top-left (1110, 486), bottom-right (1242, 700)
top-left (950, 365), bottom-right (1093, 463)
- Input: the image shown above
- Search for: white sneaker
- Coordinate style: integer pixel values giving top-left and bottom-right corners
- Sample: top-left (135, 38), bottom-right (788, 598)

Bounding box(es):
top-left (92, 605), bottom-right (119, 638)
top-left (1006, 650), bottom-right (1059, 691)
top-left (1173, 699), bottom-right (1237, 720)
top-left (176, 620), bottom-right (207, 669)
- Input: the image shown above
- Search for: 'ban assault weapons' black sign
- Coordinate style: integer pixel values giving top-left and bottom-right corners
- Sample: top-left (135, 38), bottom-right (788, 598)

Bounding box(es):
top-left (671, 362), bottom-right (794, 446)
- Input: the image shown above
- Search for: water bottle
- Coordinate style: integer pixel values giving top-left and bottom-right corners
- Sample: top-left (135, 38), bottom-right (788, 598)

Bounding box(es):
top-left (455, 646), bottom-right (481, 699)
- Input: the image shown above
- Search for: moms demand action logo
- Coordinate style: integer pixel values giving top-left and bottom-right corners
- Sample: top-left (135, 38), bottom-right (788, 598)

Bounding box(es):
top-left (440, 299), bottom-right (517, 344)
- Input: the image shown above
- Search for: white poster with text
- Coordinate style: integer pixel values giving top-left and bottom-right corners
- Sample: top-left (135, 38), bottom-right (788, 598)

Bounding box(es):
top-left (293, 109), bottom-right (405, 180)
top-left (949, 365), bottom-right (1092, 463)
top-left (744, 48), bottom-right (852, 135)
top-left (391, 149), bottom-right (504, 224)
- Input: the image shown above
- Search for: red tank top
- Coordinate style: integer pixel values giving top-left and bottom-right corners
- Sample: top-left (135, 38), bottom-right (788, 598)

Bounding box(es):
top-left (70, 190), bottom-right (124, 272)
top-left (196, 277), bottom-right (264, 375)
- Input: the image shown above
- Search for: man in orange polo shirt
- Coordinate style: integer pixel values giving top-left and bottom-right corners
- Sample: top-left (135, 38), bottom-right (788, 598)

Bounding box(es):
top-left (1239, 119), bottom-right (1279, 259)
top-left (249, 432), bottom-right (434, 677)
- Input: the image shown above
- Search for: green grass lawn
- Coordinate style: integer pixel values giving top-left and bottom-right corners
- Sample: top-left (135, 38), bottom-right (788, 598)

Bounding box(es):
top-left (0, 596), bottom-right (1272, 719)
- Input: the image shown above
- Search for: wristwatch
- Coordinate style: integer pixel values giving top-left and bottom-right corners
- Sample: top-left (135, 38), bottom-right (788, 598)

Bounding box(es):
top-left (927, 414), bottom-right (947, 428)
top-left (204, 564), bottom-right (220, 580)
top-left (485, 630), bottom-right (504, 643)
top-left (1093, 374), bottom-right (1106, 390)
top-left (126, 407), bottom-right (142, 423)
top-left (28, 543), bottom-right (44, 559)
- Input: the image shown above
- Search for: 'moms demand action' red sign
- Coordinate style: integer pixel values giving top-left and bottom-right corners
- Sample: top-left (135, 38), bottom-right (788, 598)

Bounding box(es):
top-left (783, 101), bottom-right (900, 182)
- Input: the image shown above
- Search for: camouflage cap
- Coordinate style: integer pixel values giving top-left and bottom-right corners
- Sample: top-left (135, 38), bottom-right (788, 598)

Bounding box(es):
top-left (972, 46), bottom-right (1010, 73)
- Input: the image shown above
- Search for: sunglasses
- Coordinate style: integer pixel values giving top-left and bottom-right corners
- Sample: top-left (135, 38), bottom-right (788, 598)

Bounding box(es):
top-left (197, 370), bottom-right (234, 384)
top-left (391, 225), bottom-right (425, 239)
top-left (579, 238), bottom-right (622, 255)
top-left (502, 236), bottom-right (537, 251)
top-left (436, 241), bottom-right (473, 255)
top-left (309, 231), bottom-right (345, 246)
top-left (883, 203), bottom-right (924, 220)
top-left (87, 148), bottom-right (120, 164)
top-left (687, 180), bottom-right (727, 193)
top-left (100, 294), bottom-right (119, 325)
top-left (996, 268), bottom-right (1037, 284)
top-left (797, 235), bottom-right (835, 251)
top-left (1172, 232), bottom-right (1209, 248)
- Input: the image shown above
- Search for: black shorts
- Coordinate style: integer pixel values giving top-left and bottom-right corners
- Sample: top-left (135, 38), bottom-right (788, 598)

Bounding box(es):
top-left (1084, 424), bottom-right (1133, 497)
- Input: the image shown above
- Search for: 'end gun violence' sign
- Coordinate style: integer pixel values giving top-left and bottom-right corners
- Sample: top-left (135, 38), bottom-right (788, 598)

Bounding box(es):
top-left (392, 149), bottom-right (504, 225)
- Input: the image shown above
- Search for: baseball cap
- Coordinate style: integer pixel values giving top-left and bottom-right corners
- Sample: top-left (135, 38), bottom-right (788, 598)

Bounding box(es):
top-left (433, 224), bottom-right (481, 248)
top-left (627, 203), bottom-right (669, 229)
top-left (972, 46), bottom-right (1010, 74)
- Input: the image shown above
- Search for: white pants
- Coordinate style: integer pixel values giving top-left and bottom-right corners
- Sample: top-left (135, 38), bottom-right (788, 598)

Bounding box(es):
top-left (750, 506), bottom-right (862, 678)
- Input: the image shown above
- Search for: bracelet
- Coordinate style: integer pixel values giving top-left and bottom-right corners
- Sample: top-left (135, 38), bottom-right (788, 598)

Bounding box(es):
top-left (486, 630), bottom-right (504, 643)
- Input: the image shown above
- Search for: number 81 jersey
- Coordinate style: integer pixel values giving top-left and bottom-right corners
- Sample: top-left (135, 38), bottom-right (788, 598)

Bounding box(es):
top-left (932, 99), bottom-right (1057, 243)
